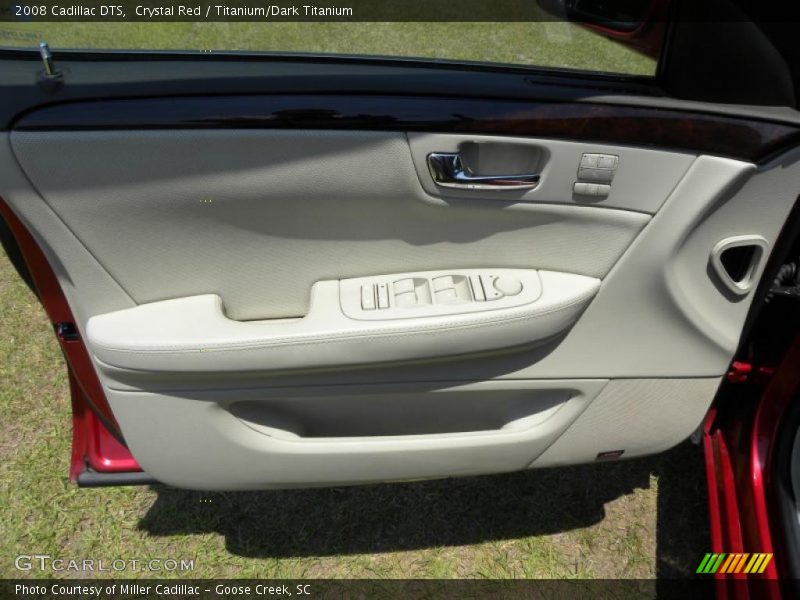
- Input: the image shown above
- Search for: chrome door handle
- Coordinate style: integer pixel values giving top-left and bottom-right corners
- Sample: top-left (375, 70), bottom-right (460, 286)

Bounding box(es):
top-left (427, 152), bottom-right (540, 190)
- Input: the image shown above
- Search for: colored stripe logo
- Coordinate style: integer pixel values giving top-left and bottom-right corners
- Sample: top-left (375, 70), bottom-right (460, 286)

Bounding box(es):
top-left (696, 553), bottom-right (772, 574)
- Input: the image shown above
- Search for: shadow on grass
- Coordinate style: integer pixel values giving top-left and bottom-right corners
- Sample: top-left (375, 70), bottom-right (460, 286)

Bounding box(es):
top-left (138, 441), bottom-right (708, 577)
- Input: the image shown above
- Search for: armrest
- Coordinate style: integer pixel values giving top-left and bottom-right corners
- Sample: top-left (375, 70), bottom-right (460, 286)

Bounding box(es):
top-left (87, 270), bottom-right (599, 374)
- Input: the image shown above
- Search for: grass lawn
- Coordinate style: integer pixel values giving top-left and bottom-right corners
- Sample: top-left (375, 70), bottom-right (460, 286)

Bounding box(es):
top-left (0, 244), bottom-right (709, 579)
top-left (0, 22), bottom-right (655, 76)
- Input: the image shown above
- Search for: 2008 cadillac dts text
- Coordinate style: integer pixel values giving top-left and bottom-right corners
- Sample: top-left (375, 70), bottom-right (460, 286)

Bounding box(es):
top-left (16, 4), bottom-right (355, 18)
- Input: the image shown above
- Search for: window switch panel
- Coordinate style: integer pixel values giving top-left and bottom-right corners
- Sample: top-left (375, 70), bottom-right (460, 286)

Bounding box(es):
top-left (341, 269), bottom-right (543, 320)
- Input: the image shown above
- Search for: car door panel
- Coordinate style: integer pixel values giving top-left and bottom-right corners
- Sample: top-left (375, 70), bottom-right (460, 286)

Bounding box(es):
top-left (9, 130), bottom-right (650, 319)
top-left (2, 83), bottom-right (799, 488)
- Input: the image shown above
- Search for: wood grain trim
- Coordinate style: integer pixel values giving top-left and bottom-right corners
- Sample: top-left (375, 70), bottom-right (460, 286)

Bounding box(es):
top-left (14, 95), bottom-right (800, 162)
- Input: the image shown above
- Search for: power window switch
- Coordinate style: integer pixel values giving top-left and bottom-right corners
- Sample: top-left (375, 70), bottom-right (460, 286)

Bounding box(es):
top-left (434, 288), bottom-right (459, 304)
top-left (395, 291), bottom-right (417, 307)
top-left (393, 278), bottom-right (415, 295)
top-left (377, 283), bottom-right (390, 309)
top-left (432, 276), bottom-right (455, 292)
top-left (361, 285), bottom-right (376, 310)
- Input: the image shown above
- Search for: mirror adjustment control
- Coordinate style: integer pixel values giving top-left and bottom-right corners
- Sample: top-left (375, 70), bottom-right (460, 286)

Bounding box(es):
top-left (493, 276), bottom-right (523, 296)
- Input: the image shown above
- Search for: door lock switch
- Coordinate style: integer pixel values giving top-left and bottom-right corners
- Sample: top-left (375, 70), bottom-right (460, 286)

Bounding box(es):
top-left (580, 153), bottom-right (618, 170)
top-left (574, 182), bottom-right (611, 198)
top-left (577, 167), bottom-right (614, 183)
top-left (578, 153), bottom-right (618, 186)
top-left (597, 155), bottom-right (618, 169)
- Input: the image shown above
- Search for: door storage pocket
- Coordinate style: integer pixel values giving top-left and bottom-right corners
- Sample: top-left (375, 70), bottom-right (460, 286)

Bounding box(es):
top-left (228, 387), bottom-right (571, 439)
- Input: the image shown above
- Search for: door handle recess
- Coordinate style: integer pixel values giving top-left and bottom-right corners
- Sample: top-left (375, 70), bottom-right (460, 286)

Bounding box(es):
top-left (427, 152), bottom-right (541, 190)
top-left (709, 235), bottom-right (769, 296)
